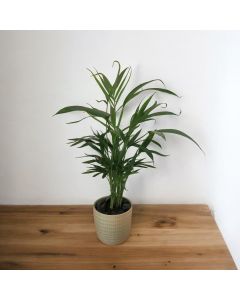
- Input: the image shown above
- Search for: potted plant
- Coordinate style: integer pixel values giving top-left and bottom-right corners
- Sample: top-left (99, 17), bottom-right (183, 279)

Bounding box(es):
top-left (55, 61), bottom-right (202, 245)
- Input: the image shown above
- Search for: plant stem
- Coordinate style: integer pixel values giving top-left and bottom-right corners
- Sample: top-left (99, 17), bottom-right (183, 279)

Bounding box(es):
top-left (109, 170), bottom-right (125, 210)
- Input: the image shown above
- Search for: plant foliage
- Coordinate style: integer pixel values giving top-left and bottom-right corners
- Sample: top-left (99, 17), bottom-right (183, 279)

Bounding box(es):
top-left (55, 61), bottom-right (202, 210)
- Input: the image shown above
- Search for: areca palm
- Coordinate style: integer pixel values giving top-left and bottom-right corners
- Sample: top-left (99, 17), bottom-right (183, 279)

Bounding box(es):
top-left (55, 61), bottom-right (202, 210)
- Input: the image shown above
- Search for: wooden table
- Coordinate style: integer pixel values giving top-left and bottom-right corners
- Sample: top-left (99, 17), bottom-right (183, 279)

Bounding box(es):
top-left (0, 204), bottom-right (236, 270)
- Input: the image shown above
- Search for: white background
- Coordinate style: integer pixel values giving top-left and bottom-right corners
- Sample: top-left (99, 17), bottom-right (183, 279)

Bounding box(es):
top-left (0, 31), bottom-right (239, 267)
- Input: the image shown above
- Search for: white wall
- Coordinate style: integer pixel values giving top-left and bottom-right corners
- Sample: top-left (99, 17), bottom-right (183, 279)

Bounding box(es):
top-left (0, 31), bottom-right (239, 267)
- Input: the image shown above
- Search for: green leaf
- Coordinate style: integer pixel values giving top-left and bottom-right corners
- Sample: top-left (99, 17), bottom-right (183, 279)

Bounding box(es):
top-left (55, 105), bottom-right (110, 120)
top-left (139, 94), bottom-right (155, 114)
top-left (95, 72), bottom-right (113, 95)
top-left (66, 116), bottom-right (90, 124)
top-left (115, 68), bottom-right (132, 101)
top-left (149, 111), bottom-right (180, 118)
top-left (96, 99), bottom-right (107, 104)
top-left (110, 105), bottom-right (116, 127)
top-left (128, 129), bottom-right (142, 145)
top-left (140, 131), bottom-right (155, 149)
top-left (82, 159), bottom-right (97, 164)
top-left (138, 163), bottom-right (155, 168)
top-left (136, 88), bottom-right (179, 97)
top-left (123, 80), bottom-right (174, 107)
top-left (150, 149), bottom-right (169, 157)
top-left (112, 67), bottom-right (129, 95)
top-left (55, 62), bottom-right (202, 210)
top-left (151, 140), bottom-right (162, 149)
top-left (151, 130), bottom-right (166, 140)
top-left (156, 129), bottom-right (204, 152)
top-left (112, 60), bottom-right (121, 75)
top-left (115, 127), bottom-right (126, 142)
top-left (82, 170), bottom-right (96, 174)
top-left (93, 173), bottom-right (101, 177)
top-left (141, 147), bottom-right (154, 160)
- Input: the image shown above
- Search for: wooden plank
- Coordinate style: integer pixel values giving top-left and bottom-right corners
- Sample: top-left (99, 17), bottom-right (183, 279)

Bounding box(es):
top-left (0, 204), bottom-right (236, 270)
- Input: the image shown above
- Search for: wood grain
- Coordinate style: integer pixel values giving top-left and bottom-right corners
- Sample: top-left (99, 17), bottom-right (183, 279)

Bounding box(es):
top-left (0, 204), bottom-right (236, 270)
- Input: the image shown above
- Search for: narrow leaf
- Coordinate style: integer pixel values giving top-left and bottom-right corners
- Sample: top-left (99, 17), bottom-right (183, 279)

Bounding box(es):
top-left (157, 129), bottom-right (204, 152)
top-left (149, 111), bottom-right (180, 118)
top-left (55, 105), bottom-right (110, 119)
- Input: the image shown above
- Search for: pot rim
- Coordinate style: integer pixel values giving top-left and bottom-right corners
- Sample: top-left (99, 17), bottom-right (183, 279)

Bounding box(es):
top-left (93, 196), bottom-right (132, 216)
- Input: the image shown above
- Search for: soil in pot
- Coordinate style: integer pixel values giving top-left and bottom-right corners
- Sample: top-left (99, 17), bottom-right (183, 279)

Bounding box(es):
top-left (95, 196), bottom-right (131, 215)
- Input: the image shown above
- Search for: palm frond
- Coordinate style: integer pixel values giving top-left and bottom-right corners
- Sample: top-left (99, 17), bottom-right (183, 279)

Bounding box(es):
top-left (54, 61), bottom-right (202, 209)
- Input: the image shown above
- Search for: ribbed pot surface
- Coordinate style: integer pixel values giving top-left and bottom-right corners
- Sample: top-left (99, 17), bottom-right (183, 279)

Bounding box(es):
top-left (93, 200), bottom-right (132, 245)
